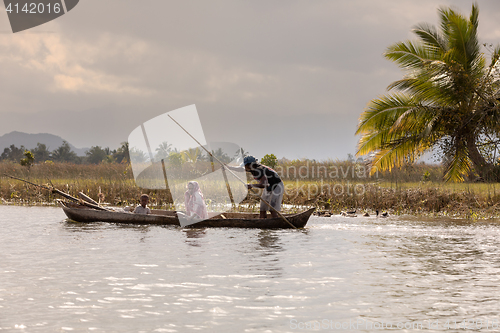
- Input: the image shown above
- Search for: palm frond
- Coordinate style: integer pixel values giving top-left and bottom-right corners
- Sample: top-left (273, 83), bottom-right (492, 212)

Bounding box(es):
top-left (385, 41), bottom-right (439, 70)
top-left (412, 22), bottom-right (447, 51)
top-left (356, 94), bottom-right (417, 135)
top-left (369, 138), bottom-right (430, 174)
top-left (356, 94), bottom-right (437, 158)
top-left (443, 143), bottom-right (472, 182)
top-left (438, 6), bottom-right (456, 39)
top-left (469, 3), bottom-right (479, 28)
top-left (444, 8), bottom-right (480, 69)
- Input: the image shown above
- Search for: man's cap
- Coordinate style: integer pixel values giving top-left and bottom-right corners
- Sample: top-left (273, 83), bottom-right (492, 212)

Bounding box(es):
top-left (243, 155), bottom-right (257, 165)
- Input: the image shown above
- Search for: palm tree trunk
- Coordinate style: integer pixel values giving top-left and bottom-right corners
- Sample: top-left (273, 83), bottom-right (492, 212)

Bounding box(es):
top-left (466, 134), bottom-right (490, 180)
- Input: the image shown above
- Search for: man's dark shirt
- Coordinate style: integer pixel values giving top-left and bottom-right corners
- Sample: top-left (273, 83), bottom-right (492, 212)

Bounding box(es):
top-left (250, 164), bottom-right (282, 192)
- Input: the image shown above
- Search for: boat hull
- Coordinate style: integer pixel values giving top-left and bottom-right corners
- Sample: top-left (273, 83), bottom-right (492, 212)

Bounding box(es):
top-left (59, 201), bottom-right (314, 229)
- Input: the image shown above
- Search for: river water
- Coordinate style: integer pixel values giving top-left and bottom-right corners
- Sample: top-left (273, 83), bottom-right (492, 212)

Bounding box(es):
top-left (2, 206), bottom-right (500, 332)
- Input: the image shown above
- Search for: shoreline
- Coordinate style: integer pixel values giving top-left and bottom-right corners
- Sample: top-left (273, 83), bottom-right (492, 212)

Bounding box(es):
top-left (2, 162), bottom-right (500, 219)
top-left (2, 184), bottom-right (500, 220)
top-left (1, 200), bottom-right (499, 221)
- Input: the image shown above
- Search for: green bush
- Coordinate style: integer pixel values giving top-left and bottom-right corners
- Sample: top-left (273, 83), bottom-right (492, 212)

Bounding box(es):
top-left (261, 154), bottom-right (278, 169)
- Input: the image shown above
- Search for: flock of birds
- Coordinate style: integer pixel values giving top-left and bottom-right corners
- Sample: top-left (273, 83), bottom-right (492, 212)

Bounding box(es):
top-left (314, 209), bottom-right (389, 218)
top-left (340, 209), bottom-right (389, 218)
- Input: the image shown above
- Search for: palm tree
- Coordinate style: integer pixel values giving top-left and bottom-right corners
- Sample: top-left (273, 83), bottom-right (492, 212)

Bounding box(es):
top-left (113, 142), bottom-right (130, 164)
top-left (356, 4), bottom-right (500, 181)
top-left (85, 146), bottom-right (107, 164)
top-left (155, 141), bottom-right (172, 161)
top-left (211, 148), bottom-right (231, 164)
top-left (51, 141), bottom-right (78, 163)
top-left (32, 143), bottom-right (51, 162)
top-left (182, 147), bottom-right (201, 163)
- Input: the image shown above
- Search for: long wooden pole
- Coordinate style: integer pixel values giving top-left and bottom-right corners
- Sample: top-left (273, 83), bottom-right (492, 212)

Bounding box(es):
top-left (220, 164), bottom-right (236, 208)
top-left (167, 115), bottom-right (297, 229)
top-left (3, 174), bottom-right (109, 211)
top-left (161, 159), bottom-right (174, 205)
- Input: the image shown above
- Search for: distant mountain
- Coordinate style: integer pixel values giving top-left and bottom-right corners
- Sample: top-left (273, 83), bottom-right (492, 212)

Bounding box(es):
top-left (0, 131), bottom-right (89, 156)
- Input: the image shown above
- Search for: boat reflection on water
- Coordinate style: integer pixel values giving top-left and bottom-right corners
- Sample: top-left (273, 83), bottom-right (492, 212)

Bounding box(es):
top-left (182, 228), bottom-right (206, 247)
top-left (257, 230), bottom-right (283, 253)
top-left (62, 218), bottom-right (154, 232)
top-left (253, 230), bottom-right (285, 278)
top-left (62, 220), bottom-right (102, 233)
top-left (247, 229), bottom-right (308, 278)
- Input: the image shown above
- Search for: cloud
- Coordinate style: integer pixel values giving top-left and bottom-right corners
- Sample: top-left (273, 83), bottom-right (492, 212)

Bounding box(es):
top-left (2, 0), bottom-right (500, 159)
top-left (0, 32), bottom-right (155, 96)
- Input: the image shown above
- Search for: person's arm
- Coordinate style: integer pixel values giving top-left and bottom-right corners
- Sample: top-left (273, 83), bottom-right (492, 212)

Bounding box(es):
top-left (223, 164), bottom-right (244, 172)
top-left (222, 164), bottom-right (256, 189)
top-left (247, 175), bottom-right (266, 189)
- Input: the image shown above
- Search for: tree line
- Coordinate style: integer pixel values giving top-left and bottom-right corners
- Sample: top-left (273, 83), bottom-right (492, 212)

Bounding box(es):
top-left (0, 141), bottom-right (238, 166)
top-left (0, 141), bottom-right (130, 165)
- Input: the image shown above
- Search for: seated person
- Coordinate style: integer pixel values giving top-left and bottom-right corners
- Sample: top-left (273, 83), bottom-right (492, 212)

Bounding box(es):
top-left (184, 181), bottom-right (208, 220)
top-left (134, 194), bottom-right (151, 214)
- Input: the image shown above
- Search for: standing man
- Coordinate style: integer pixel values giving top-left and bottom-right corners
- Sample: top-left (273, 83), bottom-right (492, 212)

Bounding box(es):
top-left (238, 155), bottom-right (284, 219)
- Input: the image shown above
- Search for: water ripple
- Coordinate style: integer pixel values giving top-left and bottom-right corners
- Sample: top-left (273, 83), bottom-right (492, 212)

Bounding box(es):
top-left (2, 207), bottom-right (500, 332)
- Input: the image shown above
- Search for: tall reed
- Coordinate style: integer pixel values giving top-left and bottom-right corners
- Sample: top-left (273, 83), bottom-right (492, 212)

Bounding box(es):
top-left (1, 161), bottom-right (499, 217)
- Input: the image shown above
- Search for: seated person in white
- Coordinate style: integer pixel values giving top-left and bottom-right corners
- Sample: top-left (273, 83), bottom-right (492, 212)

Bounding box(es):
top-left (184, 181), bottom-right (208, 220)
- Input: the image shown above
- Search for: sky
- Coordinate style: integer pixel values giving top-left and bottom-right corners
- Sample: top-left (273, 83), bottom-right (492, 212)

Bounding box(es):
top-left (1, 0), bottom-right (500, 160)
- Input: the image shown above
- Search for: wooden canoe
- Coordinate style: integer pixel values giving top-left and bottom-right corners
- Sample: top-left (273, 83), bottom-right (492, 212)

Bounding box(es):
top-left (58, 201), bottom-right (314, 229)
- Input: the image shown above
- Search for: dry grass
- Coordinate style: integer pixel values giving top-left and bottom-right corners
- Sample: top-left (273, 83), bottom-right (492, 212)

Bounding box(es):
top-left (1, 161), bottom-right (500, 218)
top-left (0, 162), bottom-right (172, 209)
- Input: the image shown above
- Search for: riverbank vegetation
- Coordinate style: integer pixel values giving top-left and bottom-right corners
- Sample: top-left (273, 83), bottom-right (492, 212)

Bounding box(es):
top-left (1, 160), bottom-right (500, 218)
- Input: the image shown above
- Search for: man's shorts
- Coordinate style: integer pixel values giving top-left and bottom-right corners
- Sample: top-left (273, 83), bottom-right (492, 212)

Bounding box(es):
top-left (260, 182), bottom-right (284, 212)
